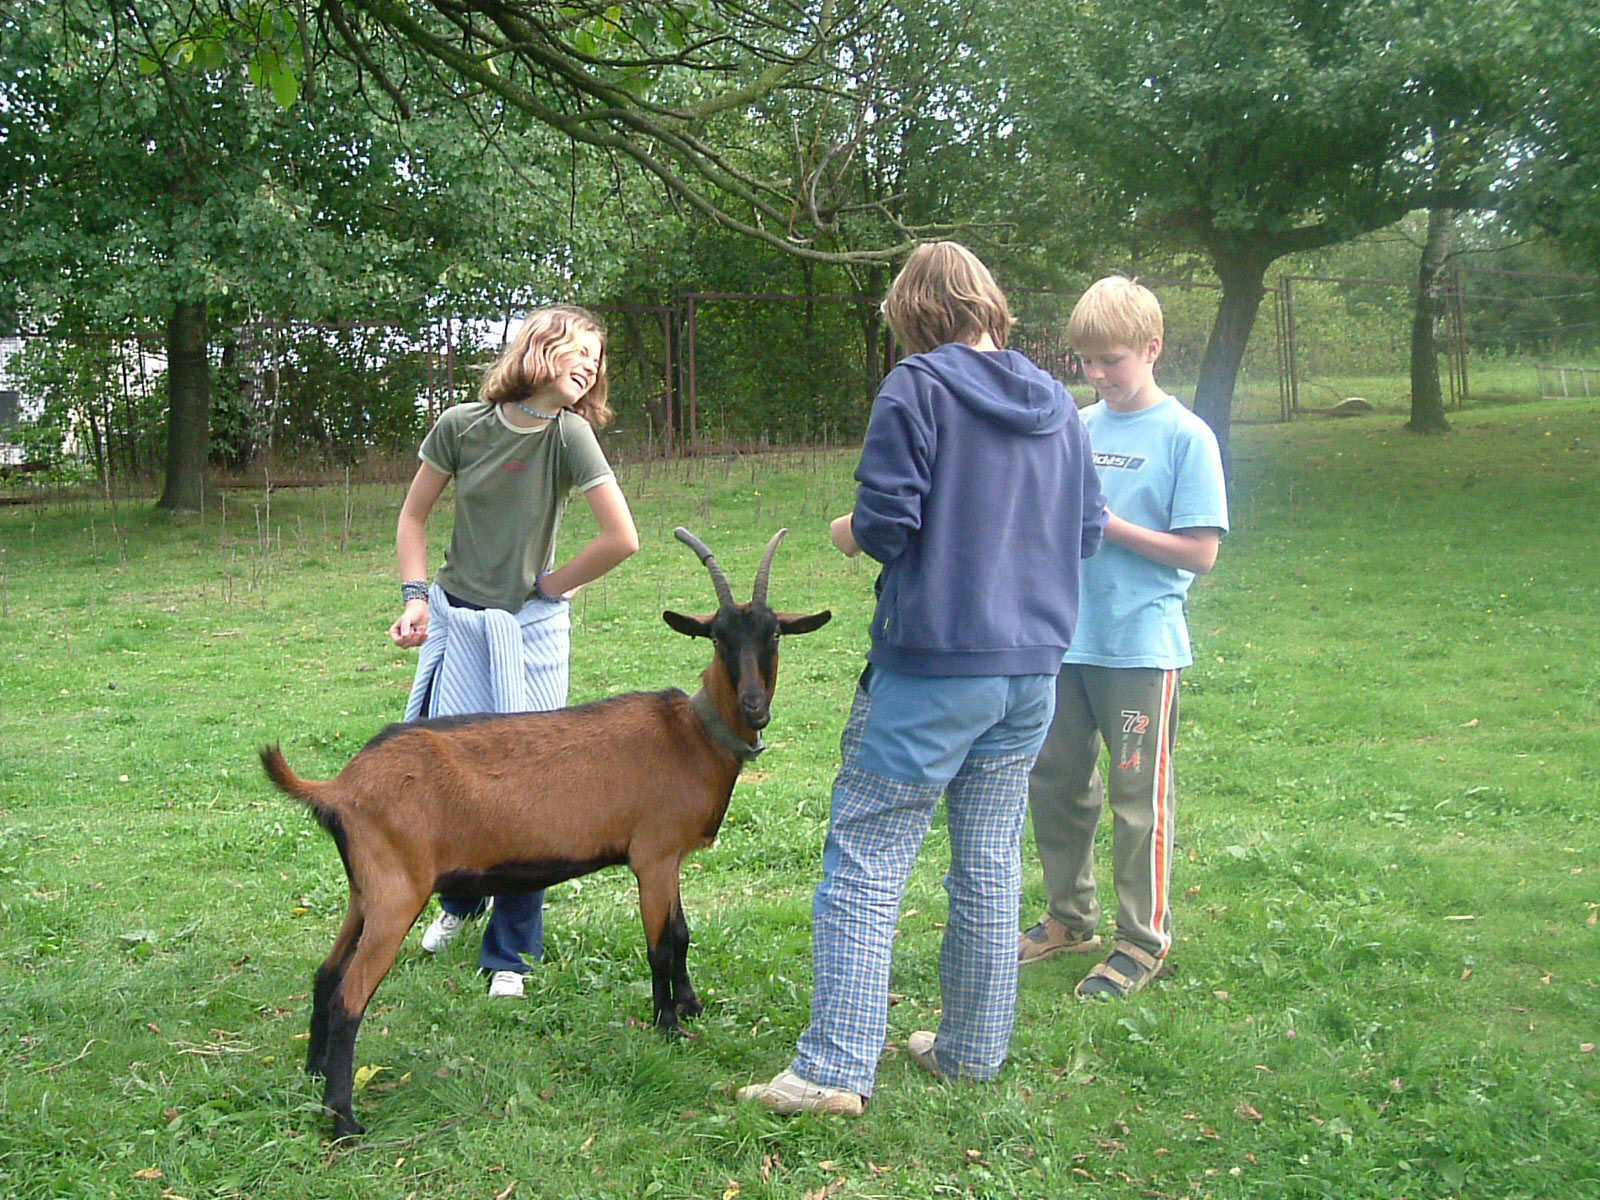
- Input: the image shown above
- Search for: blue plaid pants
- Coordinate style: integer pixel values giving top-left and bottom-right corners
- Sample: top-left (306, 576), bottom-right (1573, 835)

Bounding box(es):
top-left (792, 680), bottom-right (1045, 1095)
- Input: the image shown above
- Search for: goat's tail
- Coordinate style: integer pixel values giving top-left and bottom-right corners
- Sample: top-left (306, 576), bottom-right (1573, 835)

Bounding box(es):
top-left (259, 744), bottom-right (335, 813)
top-left (260, 744), bottom-right (355, 880)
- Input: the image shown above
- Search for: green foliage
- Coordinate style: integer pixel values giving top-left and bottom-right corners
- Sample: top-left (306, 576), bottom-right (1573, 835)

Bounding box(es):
top-left (1, 2), bottom-right (586, 329)
top-left (5, 339), bottom-right (165, 482)
top-left (253, 326), bottom-right (438, 463)
top-left (140, 0), bottom-right (307, 108)
top-left (2, 398), bottom-right (1598, 1197)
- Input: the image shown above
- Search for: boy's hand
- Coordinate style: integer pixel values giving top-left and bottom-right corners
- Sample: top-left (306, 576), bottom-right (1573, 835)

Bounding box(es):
top-left (830, 513), bottom-right (861, 557)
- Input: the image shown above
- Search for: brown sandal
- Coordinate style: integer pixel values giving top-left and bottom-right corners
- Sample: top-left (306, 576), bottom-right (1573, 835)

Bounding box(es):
top-left (1074, 940), bottom-right (1164, 1000)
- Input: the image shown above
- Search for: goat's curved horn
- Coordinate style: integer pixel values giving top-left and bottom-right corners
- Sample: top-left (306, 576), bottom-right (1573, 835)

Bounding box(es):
top-left (674, 527), bottom-right (736, 609)
top-left (751, 528), bottom-right (788, 607)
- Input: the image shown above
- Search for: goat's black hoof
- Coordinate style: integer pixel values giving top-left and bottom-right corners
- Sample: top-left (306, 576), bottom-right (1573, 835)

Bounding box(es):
top-left (330, 1112), bottom-right (365, 1141)
top-left (675, 996), bottom-right (703, 1019)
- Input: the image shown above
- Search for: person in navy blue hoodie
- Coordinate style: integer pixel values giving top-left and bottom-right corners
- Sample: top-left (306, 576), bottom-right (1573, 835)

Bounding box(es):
top-left (739, 242), bottom-right (1108, 1115)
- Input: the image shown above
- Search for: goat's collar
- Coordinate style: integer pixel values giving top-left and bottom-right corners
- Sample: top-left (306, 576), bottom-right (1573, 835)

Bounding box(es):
top-left (689, 688), bottom-right (765, 763)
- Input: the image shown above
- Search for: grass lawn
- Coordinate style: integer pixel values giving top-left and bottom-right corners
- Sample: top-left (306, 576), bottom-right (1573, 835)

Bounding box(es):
top-left (1, 398), bottom-right (1596, 1200)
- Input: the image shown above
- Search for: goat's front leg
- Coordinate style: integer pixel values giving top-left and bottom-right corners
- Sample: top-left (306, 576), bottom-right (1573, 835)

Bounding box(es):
top-left (668, 900), bottom-right (701, 1019)
top-left (636, 864), bottom-right (687, 1036)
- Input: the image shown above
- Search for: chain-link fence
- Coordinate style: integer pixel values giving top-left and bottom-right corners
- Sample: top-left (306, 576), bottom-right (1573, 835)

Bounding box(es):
top-left (6, 265), bottom-right (1597, 488)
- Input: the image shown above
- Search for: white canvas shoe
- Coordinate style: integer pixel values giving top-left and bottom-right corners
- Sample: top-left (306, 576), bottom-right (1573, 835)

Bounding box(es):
top-left (735, 1069), bottom-right (864, 1116)
top-left (487, 970), bottom-right (526, 999)
top-left (420, 910), bottom-right (469, 954)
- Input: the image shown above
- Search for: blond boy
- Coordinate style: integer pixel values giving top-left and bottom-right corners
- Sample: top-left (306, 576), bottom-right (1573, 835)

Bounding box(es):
top-left (1020, 276), bottom-right (1228, 998)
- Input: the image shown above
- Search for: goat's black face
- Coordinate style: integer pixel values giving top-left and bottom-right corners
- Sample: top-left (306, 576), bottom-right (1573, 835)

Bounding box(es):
top-left (717, 605), bottom-right (780, 729)
top-left (663, 602), bottom-right (832, 731)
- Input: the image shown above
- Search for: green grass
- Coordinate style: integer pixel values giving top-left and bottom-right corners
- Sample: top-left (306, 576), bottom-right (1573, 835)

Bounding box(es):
top-left (2, 399), bottom-right (1597, 1199)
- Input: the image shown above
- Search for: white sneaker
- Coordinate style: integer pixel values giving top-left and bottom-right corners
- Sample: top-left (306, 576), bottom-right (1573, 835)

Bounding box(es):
top-left (906, 1030), bottom-right (946, 1078)
top-left (487, 970), bottom-right (526, 999)
top-left (420, 910), bottom-right (468, 953)
top-left (735, 1069), bottom-right (864, 1116)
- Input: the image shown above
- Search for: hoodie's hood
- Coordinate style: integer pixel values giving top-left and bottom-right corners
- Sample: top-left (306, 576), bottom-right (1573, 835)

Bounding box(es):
top-left (899, 343), bottom-right (1073, 435)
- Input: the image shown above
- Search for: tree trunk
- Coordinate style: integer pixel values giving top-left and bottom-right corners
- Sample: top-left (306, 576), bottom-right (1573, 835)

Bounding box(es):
top-left (1406, 206), bottom-right (1455, 434)
top-left (1193, 251), bottom-right (1272, 471)
top-left (157, 297), bottom-right (215, 511)
top-left (858, 263), bottom-right (889, 391)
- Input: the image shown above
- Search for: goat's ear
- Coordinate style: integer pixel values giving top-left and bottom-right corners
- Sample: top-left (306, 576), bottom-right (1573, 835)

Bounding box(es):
top-left (776, 610), bottom-right (832, 636)
top-left (663, 610), bottom-right (716, 638)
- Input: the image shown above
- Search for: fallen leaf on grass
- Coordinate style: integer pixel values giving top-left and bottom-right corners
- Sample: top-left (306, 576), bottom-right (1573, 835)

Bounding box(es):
top-left (133, 1167), bottom-right (163, 1180)
top-left (494, 1183), bottom-right (517, 1200)
top-left (722, 1181), bottom-right (742, 1200)
top-left (1579, 1043), bottom-right (1595, 1054)
top-left (1236, 1103), bottom-right (1264, 1122)
top-left (353, 1064), bottom-right (385, 1091)
top-left (801, 1181), bottom-right (844, 1200)
top-left (1461, 968), bottom-right (1473, 980)
top-left (1443, 915), bottom-right (1478, 922)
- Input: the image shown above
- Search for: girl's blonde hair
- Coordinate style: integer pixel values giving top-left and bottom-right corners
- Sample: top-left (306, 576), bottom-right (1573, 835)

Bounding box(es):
top-left (1068, 276), bottom-right (1164, 352)
top-left (479, 305), bottom-right (612, 427)
top-left (881, 241), bottom-right (1014, 356)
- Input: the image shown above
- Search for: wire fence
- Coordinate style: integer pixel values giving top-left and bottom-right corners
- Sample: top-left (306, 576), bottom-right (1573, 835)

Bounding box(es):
top-left (4, 265), bottom-right (1597, 486)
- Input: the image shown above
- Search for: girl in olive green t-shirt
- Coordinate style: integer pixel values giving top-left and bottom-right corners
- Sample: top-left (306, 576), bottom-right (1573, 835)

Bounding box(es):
top-left (388, 305), bottom-right (640, 998)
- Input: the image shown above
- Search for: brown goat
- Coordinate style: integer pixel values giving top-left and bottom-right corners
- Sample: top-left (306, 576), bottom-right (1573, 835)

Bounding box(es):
top-left (260, 528), bottom-right (830, 1139)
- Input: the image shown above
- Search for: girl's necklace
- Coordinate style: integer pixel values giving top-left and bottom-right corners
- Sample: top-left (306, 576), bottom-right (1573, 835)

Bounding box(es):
top-left (515, 400), bottom-right (560, 421)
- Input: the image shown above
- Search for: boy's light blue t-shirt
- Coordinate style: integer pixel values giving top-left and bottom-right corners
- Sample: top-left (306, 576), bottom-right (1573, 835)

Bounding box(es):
top-left (1066, 394), bottom-right (1229, 670)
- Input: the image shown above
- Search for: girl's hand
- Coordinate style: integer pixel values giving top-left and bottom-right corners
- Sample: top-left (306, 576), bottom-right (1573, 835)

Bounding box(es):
top-left (830, 513), bottom-right (861, 557)
top-left (390, 599), bottom-right (430, 648)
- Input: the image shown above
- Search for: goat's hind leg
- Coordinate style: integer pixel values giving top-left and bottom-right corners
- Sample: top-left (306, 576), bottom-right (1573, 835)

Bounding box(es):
top-left (320, 891), bottom-right (426, 1139)
top-left (308, 891), bottom-right (364, 1078)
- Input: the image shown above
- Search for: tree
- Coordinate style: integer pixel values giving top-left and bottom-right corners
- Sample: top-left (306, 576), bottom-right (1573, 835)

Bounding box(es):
top-left (304, 0), bottom-right (973, 265)
top-left (1405, 207), bottom-right (1456, 433)
top-left (0, 2), bottom-right (584, 507)
top-left (1504, 5), bottom-right (1600, 270)
top-left (1011, 0), bottom-right (1531, 462)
